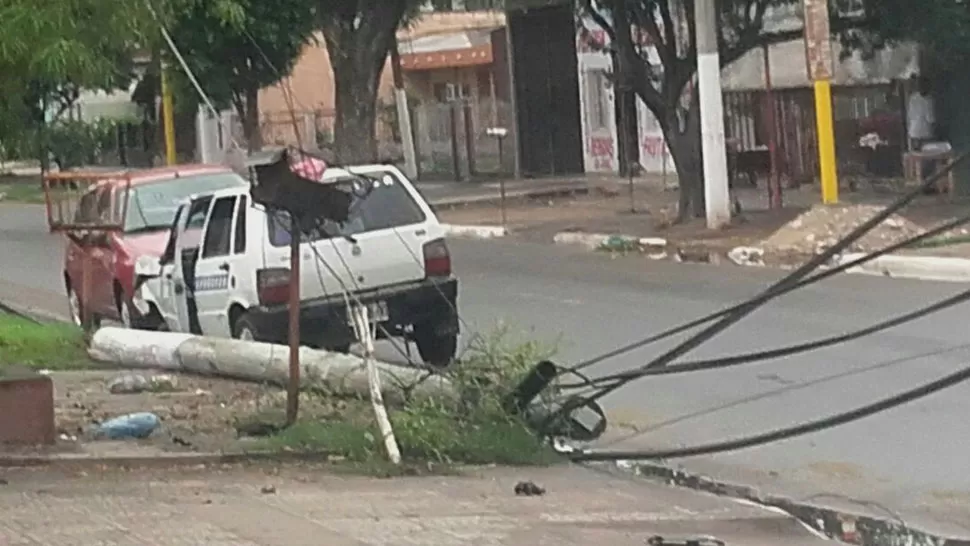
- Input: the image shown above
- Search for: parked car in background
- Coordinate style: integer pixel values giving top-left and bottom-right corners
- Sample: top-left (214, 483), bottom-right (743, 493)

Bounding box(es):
top-left (133, 164), bottom-right (460, 367)
top-left (63, 165), bottom-right (250, 330)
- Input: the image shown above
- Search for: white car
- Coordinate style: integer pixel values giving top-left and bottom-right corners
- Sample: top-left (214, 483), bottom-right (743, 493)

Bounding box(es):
top-left (134, 164), bottom-right (459, 367)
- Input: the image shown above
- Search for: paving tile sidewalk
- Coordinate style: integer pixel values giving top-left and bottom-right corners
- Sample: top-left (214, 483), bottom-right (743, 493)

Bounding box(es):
top-left (0, 463), bottom-right (830, 545)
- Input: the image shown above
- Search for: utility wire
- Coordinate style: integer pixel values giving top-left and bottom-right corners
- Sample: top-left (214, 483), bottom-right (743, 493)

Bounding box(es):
top-left (548, 154), bottom-right (970, 424)
top-left (569, 359), bottom-right (970, 461)
top-left (241, 27), bottom-right (480, 368)
top-left (561, 287), bottom-right (970, 388)
top-left (598, 342), bottom-right (970, 448)
top-left (565, 209), bottom-right (970, 376)
top-left (567, 153), bottom-right (969, 375)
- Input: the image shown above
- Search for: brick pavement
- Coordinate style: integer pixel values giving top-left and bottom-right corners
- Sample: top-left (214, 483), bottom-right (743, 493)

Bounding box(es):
top-left (0, 464), bottom-right (831, 545)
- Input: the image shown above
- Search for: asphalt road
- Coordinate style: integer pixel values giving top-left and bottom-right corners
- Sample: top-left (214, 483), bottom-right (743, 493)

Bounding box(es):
top-left (2, 201), bottom-right (969, 534)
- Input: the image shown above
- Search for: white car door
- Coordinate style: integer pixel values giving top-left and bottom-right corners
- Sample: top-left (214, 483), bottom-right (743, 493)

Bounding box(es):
top-left (164, 195), bottom-right (212, 334)
top-left (154, 200), bottom-right (207, 334)
top-left (193, 193), bottom-right (247, 338)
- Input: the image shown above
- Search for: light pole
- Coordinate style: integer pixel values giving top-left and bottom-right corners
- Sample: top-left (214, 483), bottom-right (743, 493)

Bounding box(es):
top-left (694, 0), bottom-right (731, 229)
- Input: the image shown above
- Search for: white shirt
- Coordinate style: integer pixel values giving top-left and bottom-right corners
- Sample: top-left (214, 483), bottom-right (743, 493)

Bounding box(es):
top-left (907, 92), bottom-right (935, 140)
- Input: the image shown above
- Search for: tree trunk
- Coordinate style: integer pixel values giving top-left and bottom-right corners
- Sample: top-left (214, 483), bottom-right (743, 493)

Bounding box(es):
top-left (331, 56), bottom-right (380, 164)
top-left (244, 85), bottom-right (262, 152)
top-left (661, 101), bottom-right (705, 222)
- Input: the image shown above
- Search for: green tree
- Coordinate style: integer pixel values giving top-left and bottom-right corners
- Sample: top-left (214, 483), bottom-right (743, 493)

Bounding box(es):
top-left (0, 0), bottom-right (147, 152)
top-left (581, 0), bottom-right (867, 221)
top-left (165, 0), bottom-right (319, 151)
top-left (835, 0), bottom-right (970, 64)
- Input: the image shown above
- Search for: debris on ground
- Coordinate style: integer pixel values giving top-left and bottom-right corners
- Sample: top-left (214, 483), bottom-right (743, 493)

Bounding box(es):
top-left (53, 370), bottom-right (344, 453)
top-left (107, 373), bottom-right (179, 394)
top-left (514, 481), bottom-right (546, 496)
top-left (760, 204), bottom-right (926, 255)
top-left (260, 485), bottom-right (277, 495)
top-left (93, 412), bottom-right (160, 440)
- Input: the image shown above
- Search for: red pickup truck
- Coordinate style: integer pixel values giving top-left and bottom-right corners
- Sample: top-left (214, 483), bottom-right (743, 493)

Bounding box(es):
top-left (63, 165), bottom-right (249, 329)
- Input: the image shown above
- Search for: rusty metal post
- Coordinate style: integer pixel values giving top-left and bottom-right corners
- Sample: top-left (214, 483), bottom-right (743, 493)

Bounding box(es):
top-left (764, 43), bottom-right (782, 208)
top-left (449, 103), bottom-right (461, 181)
top-left (464, 102), bottom-right (477, 177)
top-left (286, 217), bottom-right (301, 425)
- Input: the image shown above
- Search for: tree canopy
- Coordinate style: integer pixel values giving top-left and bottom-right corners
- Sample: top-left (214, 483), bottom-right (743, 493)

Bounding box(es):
top-left (0, 0), bottom-right (147, 146)
top-left (165, 0), bottom-right (319, 150)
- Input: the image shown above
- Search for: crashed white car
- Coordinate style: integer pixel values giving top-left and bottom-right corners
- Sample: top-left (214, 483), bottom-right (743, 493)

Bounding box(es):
top-left (133, 164), bottom-right (460, 367)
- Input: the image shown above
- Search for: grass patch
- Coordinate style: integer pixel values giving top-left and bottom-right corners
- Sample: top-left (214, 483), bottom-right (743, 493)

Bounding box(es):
top-left (247, 327), bottom-right (565, 470)
top-left (0, 313), bottom-right (91, 372)
top-left (0, 175), bottom-right (45, 204)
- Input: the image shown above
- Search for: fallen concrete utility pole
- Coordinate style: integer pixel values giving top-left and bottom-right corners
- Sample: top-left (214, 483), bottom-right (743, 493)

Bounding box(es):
top-left (88, 327), bottom-right (455, 407)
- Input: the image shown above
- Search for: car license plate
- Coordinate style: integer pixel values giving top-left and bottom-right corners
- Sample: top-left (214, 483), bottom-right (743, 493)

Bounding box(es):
top-left (348, 301), bottom-right (389, 325)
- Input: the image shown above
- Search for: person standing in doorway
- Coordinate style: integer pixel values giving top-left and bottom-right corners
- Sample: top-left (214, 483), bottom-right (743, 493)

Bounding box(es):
top-left (907, 75), bottom-right (936, 151)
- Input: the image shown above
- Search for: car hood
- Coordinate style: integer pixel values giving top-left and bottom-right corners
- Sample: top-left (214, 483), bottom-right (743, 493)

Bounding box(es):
top-left (122, 230), bottom-right (171, 258)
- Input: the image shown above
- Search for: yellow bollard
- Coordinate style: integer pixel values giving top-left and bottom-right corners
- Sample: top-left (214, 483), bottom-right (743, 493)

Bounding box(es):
top-left (161, 68), bottom-right (177, 166)
top-left (813, 79), bottom-right (839, 204)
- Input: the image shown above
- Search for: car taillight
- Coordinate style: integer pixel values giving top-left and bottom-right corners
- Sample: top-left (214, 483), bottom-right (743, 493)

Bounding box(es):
top-left (256, 267), bottom-right (290, 306)
top-left (423, 238), bottom-right (451, 277)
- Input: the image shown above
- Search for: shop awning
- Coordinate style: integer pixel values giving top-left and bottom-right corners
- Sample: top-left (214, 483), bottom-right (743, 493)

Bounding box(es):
top-left (397, 28), bottom-right (499, 70)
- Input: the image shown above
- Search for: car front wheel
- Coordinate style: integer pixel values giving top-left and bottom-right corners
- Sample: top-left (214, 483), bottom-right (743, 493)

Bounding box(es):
top-left (67, 286), bottom-right (100, 332)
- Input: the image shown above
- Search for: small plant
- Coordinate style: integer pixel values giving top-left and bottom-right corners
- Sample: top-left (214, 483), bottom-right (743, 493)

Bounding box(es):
top-left (255, 325), bottom-right (564, 469)
top-left (598, 235), bottom-right (640, 254)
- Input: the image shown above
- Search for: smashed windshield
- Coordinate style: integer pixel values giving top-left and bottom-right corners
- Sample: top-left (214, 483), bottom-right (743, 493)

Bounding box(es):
top-left (267, 170), bottom-right (426, 247)
top-left (124, 172), bottom-right (248, 233)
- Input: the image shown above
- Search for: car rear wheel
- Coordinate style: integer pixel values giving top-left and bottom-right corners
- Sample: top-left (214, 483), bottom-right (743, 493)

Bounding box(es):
top-left (413, 326), bottom-right (457, 369)
top-left (232, 313), bottom-right (263, 342)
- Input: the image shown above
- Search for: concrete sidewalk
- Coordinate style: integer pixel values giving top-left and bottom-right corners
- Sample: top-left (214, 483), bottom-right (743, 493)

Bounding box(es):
top-left (0, 463), bottom-right (831, 545)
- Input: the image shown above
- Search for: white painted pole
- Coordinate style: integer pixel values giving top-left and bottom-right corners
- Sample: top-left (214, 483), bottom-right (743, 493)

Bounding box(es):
top-left (352, 305), bottom-right (401, 464)
top-left (695, 0), bottom-right (731, 229)
top-left (395, 88), bottom-right (419, 179)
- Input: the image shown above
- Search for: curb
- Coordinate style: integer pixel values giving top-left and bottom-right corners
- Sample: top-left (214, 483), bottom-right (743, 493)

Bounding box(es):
top-left (838, 253), bottom-right (970, 283)
top-left (0, 449), bottom-right (334, 470)
top-left (553, 230), bottom-right (970, 282)
top-left (442, 224), bottom-right (508, 239)
top-left (429, 184), bottom-right (589, 208)
top-left (621, 460), bottom-right (970, 546)
top-left (0, 299), bottom-right (70, 324)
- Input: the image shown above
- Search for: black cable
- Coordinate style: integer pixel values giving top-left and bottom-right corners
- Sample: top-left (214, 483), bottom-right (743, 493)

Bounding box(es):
top-left (569, 360), bottom-right (970, 461)
top-left (566, 202), bottom-right (970, 376)
top-left (549, 154), bottom-right (970, 422)
top-left (562, 287), bottom-right (970, 388)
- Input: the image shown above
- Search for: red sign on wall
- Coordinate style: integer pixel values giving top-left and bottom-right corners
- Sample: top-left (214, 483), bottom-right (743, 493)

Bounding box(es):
top-left (589, 136), bottom-right (615, 170)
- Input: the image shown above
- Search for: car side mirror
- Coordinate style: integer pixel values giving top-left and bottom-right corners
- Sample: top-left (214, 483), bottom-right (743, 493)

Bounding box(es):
top-left (134, 255), bottom-right (162, 280)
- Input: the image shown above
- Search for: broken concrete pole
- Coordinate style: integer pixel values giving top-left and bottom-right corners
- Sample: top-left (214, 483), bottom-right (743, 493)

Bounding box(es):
top-left (88, 328), bottom-right (455, 406)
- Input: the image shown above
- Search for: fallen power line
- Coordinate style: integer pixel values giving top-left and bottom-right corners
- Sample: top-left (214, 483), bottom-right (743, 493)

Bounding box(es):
top-left (569, 359), bottom-right (970, 461)
top-left (506, 150), bottom-right (970, 452)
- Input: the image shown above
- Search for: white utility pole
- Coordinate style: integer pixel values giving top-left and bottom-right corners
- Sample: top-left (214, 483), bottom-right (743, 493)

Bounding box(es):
top-left (694, 0), bottom-right (731, 229)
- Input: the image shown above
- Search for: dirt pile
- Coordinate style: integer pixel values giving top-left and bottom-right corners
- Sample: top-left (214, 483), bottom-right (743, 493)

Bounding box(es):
top-left (760, 204), bottom-right (926, 255)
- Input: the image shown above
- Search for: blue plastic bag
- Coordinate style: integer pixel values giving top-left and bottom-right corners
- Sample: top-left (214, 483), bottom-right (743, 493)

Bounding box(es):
top-left (94, 412), bottom-right (161, 440)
